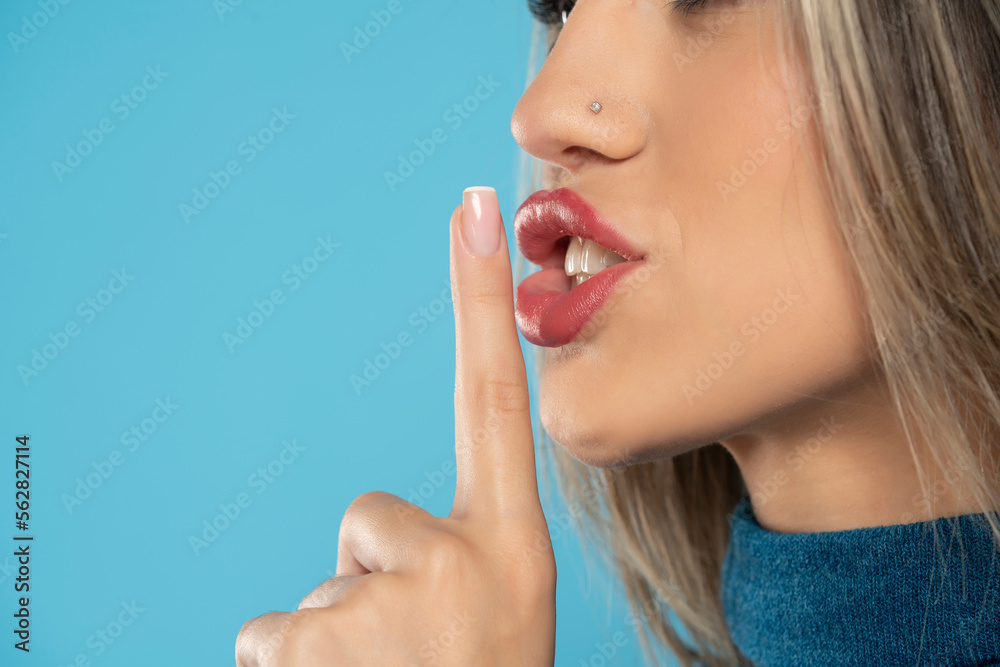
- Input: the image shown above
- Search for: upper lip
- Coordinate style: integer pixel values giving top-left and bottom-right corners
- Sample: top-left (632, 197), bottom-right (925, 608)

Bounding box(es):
top-left (513, 189), bottom-right (643, 269)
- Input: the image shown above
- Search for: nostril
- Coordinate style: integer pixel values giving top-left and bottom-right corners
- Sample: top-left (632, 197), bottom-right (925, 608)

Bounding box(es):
top-left (562, 145), bottom-right (618, 167)
top-left (565, 146), bottom-right (598, 158)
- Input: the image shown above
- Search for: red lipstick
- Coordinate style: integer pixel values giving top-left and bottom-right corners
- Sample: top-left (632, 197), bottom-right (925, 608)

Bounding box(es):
top-left (513, 189), bottom-right (644, 347)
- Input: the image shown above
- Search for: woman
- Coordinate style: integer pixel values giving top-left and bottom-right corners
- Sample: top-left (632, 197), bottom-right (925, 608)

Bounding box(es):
top-left (236, 1), bottom-right (1000, 664)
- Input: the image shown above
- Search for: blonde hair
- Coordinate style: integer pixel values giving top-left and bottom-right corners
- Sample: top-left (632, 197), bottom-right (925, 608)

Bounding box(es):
top-left (517, 1), bottom-right (1000, 664)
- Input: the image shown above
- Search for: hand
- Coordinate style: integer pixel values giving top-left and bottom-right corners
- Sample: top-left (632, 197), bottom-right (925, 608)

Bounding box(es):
top-left (235, 187), bottom-right (557, 666)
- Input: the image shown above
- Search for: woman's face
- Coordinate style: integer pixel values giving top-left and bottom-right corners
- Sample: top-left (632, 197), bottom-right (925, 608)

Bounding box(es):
top-left (511, 0), bottom-right (873, 467)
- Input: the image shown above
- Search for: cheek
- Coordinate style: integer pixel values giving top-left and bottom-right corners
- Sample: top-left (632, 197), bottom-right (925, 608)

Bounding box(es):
top-left (536, 48), bottom-right (872, 465)
top-left (538, 225), bottom-right (871, 468)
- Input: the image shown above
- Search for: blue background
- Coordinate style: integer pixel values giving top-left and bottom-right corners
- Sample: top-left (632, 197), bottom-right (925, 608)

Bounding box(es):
top-left (0, 0), bottom-right (673, 664)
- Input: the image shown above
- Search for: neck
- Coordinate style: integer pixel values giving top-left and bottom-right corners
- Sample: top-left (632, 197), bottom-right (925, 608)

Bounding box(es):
top-left (721, 372), bottom-right (980, 533)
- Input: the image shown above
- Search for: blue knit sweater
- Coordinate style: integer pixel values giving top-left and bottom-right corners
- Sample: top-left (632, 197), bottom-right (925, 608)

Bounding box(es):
top-left (721, 495), bottom-right (1000, 666)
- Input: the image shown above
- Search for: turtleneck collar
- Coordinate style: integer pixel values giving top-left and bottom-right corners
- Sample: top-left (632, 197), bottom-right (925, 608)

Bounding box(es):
top-left (721, 495), bottom-right (1000, 666)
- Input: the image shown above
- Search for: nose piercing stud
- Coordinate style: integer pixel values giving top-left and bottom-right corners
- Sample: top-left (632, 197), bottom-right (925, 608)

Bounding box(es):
top-left (590, 101), bottom-right (603, 114)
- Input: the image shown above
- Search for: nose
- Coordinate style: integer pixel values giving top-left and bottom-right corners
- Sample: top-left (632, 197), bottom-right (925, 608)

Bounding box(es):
top-left (510, 3), bottom-right (650, 176)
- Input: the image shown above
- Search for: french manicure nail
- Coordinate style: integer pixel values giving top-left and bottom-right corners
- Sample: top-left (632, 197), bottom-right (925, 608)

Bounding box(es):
top-left (462, 186), bottom-right (501, 256)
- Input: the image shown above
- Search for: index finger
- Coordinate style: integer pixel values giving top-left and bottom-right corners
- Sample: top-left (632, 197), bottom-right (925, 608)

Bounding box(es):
top-left (448, 186), bottom-right (541, 522)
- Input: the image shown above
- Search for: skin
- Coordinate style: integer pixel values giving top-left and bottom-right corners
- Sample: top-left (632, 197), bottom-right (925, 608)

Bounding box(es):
top-left (510, 0), bottom-right (978, 532)
top-left (236, 197), bottom-right (555, 664)
top-left (236, 1), bottom-right (981, 663)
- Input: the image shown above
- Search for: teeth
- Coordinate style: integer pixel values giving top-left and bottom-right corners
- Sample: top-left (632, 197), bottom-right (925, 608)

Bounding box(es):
top-left (580, 239), bottom-right (605, 274)
top-left (564, 236), bottom-right (584, 275)
top-left (603, 248), bottom-right (626, 266)
top-left (564, 235), bottom-right (628, 286)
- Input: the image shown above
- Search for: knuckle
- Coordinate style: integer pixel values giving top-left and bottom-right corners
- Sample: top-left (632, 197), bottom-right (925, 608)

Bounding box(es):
top-left (459, 272), bottom-right (512, 306)
top-left (324, 576), bottom-right (371, 614)
top-left (340, 490), bottom-right (397, 536)
top-left (477, 375), bottom-right (531, 418)
top-left (465, 288), bottom-right (510, 308)
top-left (361, 573), bottom-right (404, 610)
top-left (237, 617), bottom-right (257, 639)
top-left (235, 618), bottom-right (260, 666)
top-left (281, 609), bottom-right (332, 661)
top-left (319, 577), bottom-right (387, 634)
top-left (298, 581), bottom-right (334, 611)
top-left (345, 490), bottom-right (393, 514)
top-left (244, 612), bottom-right (307, 666)
top-left (419, 530), bottom-right (472, 577)
top-left (391, 501), bottom-right (420, 521)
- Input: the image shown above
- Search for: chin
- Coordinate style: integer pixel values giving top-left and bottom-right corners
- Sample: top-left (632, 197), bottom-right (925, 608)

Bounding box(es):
top-left (537, 385), bottom-right (699, 469)
top-left (539, 413), bottom-right (624, 469)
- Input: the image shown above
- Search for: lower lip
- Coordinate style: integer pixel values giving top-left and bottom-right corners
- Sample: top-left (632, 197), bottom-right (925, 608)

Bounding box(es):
top-left (515, 262), bottom-right (641, 347)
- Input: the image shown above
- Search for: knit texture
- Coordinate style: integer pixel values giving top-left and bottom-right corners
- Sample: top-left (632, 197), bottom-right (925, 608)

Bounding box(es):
top-left (721, 495), bottom-right (1000, 666)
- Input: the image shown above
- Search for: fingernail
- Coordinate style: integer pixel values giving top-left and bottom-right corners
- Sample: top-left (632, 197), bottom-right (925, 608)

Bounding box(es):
top-left (462, 186), bottom-right (501, 257)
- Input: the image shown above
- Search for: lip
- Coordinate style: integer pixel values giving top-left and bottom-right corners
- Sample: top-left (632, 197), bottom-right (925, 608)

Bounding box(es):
top-left (513, 188), bottom-right (645, 347)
